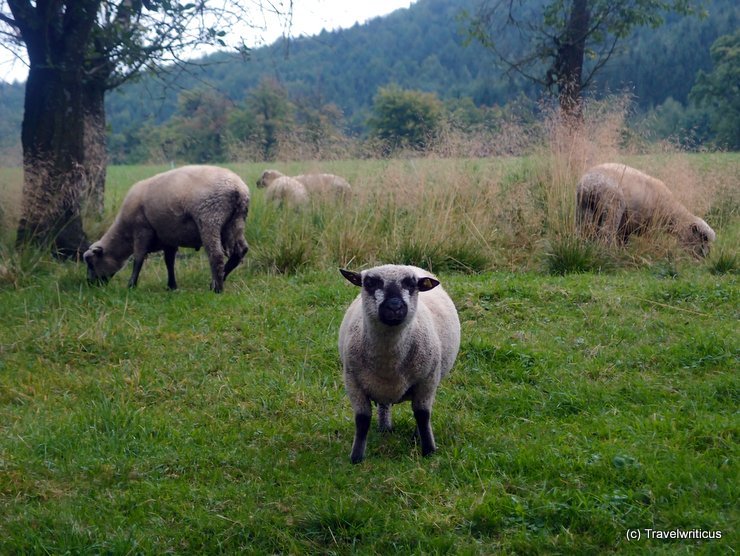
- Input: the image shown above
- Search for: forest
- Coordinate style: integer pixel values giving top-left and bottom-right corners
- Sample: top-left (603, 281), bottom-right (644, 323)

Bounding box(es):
top-left (0, 0), bottom-right (738, 166)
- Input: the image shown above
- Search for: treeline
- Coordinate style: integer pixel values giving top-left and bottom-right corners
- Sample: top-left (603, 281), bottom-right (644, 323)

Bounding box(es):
top-left (0, 82), bottom-right (23, 165)
top-left (1, 0), bottom-right (738, 165)
top-left (110, 81), bottom-right (542, 164)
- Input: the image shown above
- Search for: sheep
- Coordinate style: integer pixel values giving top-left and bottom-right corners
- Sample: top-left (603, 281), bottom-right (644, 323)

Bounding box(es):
top-left (255, 169), bottom-right (284, 189)
top-left (576, 163), bottom-right (716, 258)
top-left (263, 175), bottom-right (310, 207)
top-left (83, 165), bottom-right (250, 293)
top-left (338, 264), bottom-right (461, 463)
top-left (257, 169), bottom-right (351, 201)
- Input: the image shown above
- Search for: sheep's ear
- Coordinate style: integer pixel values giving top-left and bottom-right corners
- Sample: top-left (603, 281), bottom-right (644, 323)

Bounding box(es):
top-left (340, 269), bottom-right (363, 287)
top-left (417, 277), bottom-right (440, 292)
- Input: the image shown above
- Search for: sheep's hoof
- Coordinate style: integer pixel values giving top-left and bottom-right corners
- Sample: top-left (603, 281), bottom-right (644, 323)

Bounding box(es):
top-left (422, 446), bottom-right (437, 457)
top-left (350, 453), bottom-right (364, 464)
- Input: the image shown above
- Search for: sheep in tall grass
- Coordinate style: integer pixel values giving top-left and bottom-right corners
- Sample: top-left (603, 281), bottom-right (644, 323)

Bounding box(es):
top-left (83, 165), bottom-right (250, 293)
top-left (257, 169), bottom-right (351, 201)
top-left (263, 175), bottom-right (309, 207)
top-left (576, 163), bottom-right (716, 257)
top-left (338, 265), bottom-right (461, 463)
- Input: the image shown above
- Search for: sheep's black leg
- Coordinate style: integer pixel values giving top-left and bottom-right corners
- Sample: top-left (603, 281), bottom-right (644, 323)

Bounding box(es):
top-left (129, 230), bottom-right (154, 288)
top-left (164, 247), bottom-right (178, 290)
top-left (223, 239), bottom-right (248, 280)
top-left (413, 408), bottom-right (436, 457)
top-left (350, 413), bottom-right (371, 464)
top-left (128, 256), bottom-right (145, 288)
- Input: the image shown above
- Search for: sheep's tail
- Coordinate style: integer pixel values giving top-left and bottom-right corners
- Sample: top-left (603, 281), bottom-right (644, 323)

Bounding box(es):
top-left (222, 187), bottom-right (250, 257)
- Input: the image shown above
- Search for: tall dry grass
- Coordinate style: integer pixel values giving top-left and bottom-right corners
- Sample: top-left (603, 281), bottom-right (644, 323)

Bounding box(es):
top-left (254, 94), bottom-right (736, 275)
top-left (0, 166), bottom-right (23, 242)
top-left (1, 94), bottom-right (736, 278)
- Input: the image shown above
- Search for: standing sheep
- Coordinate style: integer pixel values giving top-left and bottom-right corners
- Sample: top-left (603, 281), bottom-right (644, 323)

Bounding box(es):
top-left (576, 163), bottom-right (716, 257)
top-left (83, 165), bottom-right (250, 293)
top-left (338, 265), bottom-right (461, 463)
top-left (257, 169), bottom-right (351, 201)
top-left (262, 175), bottom-right (309, 207)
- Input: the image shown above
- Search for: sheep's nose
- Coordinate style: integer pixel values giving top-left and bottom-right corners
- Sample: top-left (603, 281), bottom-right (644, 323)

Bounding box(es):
top-left (386, 298), bottom-right (403, 310)
top-left (379, 297), bottom-right (407, 326)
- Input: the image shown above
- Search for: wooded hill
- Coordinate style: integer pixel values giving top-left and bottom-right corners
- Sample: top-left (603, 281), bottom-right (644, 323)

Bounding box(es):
top-left (0, 0), bottom-right (737, 163)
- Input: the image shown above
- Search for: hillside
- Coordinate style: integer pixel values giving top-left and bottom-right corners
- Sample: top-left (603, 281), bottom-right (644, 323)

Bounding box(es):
top-left (0, 0), bottom-right (738, 162)
top-left (104, 0), bottom-right (739, 130)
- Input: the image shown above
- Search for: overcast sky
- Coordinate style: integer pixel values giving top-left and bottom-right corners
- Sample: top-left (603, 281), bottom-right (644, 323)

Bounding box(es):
top-left (0, 0), bottom-right (415, 84)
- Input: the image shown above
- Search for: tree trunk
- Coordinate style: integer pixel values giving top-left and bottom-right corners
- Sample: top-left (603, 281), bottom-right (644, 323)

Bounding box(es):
top-left (15, 64), bottom-right (89, 258)
top-left (81, 82), bottom-right (108, 218)
top-left (555, 0), bottom-right (590, 120)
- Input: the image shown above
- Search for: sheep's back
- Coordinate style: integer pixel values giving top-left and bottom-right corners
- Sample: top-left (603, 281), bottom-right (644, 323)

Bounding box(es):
top-left (265, 176), bottom-right (309, 205)
top-left (583, 163), bottom-right (689, 222)
top-left (121, 166), bottom-right (249, 245)
top-left (417, 286), bottom-right (461, 378)
top-left (295, 173), bottom-right (351, 197)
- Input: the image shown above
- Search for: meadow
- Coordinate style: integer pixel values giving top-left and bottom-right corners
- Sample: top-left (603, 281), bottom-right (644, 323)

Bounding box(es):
top-left (0, 131), bottom-right (738, 552)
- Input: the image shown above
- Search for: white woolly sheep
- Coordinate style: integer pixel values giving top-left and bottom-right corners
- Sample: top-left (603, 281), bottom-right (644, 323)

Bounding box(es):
top-left (83, 165), bottom-right (250, 293)
top-left (257, 169), bottom-right (351, 201)
top-left (256, 169), bottom-right (284, 188)
top-left (263, 175), bottom-right (309, 207)
top-left (338, 264), bottom-right (461, 463)
top-left (576, 163), bottom-right (716, 258)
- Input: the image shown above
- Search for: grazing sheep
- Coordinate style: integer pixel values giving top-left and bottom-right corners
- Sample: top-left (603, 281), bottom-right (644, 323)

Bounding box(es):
top-left (338, 264), bottom-right (461, 463)
top-left (257, 169), bottom-right (351, 200)
top-left (263, 175), bottom-right (309, 207)
top-left (83, 165), bottom-right (250, 293)
top-left (255, 169), bottom-right (284, 188)
top-left (576, 163), bottom-right (716, 257)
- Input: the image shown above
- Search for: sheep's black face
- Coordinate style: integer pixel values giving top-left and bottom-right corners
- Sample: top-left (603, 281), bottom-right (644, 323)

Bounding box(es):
top-left (86, 268), bottom-right (110, 285)
top-left (363, 274), bottom-right (412, 327)
top-left (83, 243), bottom-right (120, 285)
top-left (377, 283), bottom-right (409, 326)
top-left (683, 220), bottom-right (716, 259)
top-left (340, 266), bottom-right (441, 328)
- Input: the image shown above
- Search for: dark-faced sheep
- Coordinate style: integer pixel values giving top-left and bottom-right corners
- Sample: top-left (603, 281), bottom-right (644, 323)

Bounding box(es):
top-left (576, 163), bottom-right (716, 257)
top-left (338, 265), bottom-right (461, 463)
top-left (83, 165), bottom-right (250, 293)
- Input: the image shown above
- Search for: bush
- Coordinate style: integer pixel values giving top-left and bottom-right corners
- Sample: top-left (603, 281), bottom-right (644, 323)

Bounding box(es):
top-left (543, 235), bottom-right (612, 276)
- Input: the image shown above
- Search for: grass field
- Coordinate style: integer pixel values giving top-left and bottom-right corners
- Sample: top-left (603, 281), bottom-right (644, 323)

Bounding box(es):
top-left (0, 150), bottom-right (738, 553)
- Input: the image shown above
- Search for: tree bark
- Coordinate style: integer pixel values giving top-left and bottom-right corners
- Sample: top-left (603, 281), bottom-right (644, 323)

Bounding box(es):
top-left (555, 0), bottom-right (590, 120)
top-left (81, 81), bottom-right (108, 218)
top-left (10, 0), bottom-right (102, 259)
top-left (15, 64), bottom-right (89, 258)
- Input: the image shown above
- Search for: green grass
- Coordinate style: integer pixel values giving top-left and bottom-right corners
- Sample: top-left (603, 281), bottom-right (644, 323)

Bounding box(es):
top-left (0, 153), bottom-right (737, 553)
top-left (0, 259), bottom-right (737, 554)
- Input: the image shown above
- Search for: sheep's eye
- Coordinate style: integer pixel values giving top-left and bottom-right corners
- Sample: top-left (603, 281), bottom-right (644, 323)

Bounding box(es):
top-left (363, 276), bottom-right (382, 291)
top-left (401, 277), bottom-right (416, 292)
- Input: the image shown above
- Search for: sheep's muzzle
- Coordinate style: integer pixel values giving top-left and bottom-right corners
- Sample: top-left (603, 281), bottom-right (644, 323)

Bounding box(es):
top-left (379, 297), bottom-right (407, 326)
top-left (87, 267), bottom-right (109, 286)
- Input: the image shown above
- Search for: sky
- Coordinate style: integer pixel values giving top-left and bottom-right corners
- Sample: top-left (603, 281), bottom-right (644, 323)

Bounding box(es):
top-left (0, 0), bottom-right (415, 84)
